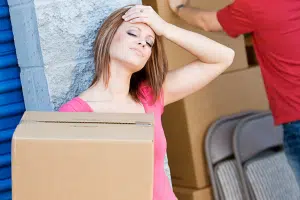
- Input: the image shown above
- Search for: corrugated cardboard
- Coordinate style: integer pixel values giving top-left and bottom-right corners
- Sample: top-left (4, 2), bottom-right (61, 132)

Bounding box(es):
top-left (174, 186), bottom-right (213, 200)
top-left (12, 111), bottom-right (154, 200)
top-left (162, 67), bottom-right (269, 188)
top-left (142, 0), bottom-right (249, 72)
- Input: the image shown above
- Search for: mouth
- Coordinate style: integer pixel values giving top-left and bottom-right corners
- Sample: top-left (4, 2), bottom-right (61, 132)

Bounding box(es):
top-left (130, 48), bottom-right (144, 57)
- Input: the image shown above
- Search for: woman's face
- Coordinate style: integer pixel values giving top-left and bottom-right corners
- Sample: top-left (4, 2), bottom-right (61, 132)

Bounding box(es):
top-left (109, 21), bottom-right (155, 73)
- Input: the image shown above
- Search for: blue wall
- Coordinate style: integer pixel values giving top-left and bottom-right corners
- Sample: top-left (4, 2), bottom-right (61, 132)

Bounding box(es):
top-left (0, 0), bottom-right (26, 199)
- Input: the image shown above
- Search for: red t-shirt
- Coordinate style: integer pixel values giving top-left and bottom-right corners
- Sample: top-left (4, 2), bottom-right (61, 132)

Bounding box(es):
top-left (217, 0), bottom-right (300, 125)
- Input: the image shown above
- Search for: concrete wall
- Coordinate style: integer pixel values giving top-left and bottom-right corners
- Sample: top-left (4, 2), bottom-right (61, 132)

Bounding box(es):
top-left (8, 0), bottom-right (142, 111)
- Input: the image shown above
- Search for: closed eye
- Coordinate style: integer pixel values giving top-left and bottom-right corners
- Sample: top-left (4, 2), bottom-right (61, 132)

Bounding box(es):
top-left (127, 32), bottom-right (137, 37)
top-left (147, 42), bottom-right (153, 47)
top-left (128, 31), bottom-right (153, 48)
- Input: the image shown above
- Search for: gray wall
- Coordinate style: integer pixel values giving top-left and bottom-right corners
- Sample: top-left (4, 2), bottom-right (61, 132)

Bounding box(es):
top-left (8, 0), bottom-right (142, 111)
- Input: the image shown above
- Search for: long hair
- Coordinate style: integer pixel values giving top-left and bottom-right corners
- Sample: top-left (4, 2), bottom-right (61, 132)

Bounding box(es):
top-left (90, 5), bottom-right (168, 103)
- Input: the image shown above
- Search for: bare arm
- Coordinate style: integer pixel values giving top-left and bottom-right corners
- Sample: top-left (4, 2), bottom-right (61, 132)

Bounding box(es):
top-left (168, 0), bottom-right (223, 32)
top-left (177, 7), bottom-right (223, 32)
top-left (162, 23), bottom-right (234, 106)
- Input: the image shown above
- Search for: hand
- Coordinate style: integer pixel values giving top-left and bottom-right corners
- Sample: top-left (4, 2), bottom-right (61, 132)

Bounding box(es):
top-left (168, 0), bottom-right (189, 14)
top-left (122, 5), bottom-right (168, 36)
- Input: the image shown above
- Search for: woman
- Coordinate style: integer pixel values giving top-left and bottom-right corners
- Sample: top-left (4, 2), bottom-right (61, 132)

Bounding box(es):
top-left (59, 4), bottom-right (234, 200)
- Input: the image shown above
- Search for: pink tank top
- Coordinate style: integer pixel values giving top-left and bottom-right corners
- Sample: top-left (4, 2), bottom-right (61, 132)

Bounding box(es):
top-left (58, 84), bottom-right (177, 200)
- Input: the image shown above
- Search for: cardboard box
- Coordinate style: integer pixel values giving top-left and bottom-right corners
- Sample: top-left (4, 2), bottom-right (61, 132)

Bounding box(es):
top-left (12, 111), bottom-right (154, 200)
top-left (162, 67), bottom-right (269, 188)
top-left (143, 0), bottom-right (249, 72)
top-left (174, 186), bottom-right (213, 200)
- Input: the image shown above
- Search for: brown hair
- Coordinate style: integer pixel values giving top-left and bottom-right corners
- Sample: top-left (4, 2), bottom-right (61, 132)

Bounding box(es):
top-left (90, 5), bottom-right (168, 103)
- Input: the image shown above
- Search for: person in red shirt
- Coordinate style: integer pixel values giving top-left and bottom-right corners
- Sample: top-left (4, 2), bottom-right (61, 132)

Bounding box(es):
top-left (168, 0), bottom-right (300, 186)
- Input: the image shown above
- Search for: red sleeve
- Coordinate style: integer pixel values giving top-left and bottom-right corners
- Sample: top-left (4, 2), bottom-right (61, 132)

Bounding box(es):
top-left (217, 0), bottom-right (255, 38)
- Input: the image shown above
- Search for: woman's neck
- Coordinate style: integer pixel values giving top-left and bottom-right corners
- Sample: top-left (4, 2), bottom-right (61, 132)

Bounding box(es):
top-left (91, 61), bottom-right (133, 102)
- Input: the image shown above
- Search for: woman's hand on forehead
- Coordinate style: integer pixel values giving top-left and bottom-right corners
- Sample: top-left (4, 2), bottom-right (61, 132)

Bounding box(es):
top-left (122, 5), bottom-right (168, 36)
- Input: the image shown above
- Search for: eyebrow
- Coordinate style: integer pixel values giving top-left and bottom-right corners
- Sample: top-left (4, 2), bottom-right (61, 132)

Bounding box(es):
top-left (128, 26), bottom-right (155, 40)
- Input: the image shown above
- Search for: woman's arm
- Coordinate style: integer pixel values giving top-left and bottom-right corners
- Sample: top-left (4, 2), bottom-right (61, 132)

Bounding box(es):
top-left (161, 22), bottom-right (234, 105)
top-left (168, 0), bottom-right (223, 32)
top-left (123, 5), bottom-right (235, 106)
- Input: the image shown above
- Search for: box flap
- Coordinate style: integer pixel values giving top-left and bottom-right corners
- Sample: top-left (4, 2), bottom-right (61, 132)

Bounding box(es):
top-left (13, 112), bottom-right (154, 141)
top-left (21, 111), bottom-right (154, 125)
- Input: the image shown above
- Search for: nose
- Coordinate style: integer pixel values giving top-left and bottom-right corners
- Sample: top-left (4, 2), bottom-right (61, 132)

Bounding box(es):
top-left (138, 40), bottom-right (146, 47)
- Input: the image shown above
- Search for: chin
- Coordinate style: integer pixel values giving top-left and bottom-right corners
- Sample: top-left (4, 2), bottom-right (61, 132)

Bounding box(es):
top-left (124, 58), bottom-right (146, 73)
top-left (128, 63), bottom-right (145, 73)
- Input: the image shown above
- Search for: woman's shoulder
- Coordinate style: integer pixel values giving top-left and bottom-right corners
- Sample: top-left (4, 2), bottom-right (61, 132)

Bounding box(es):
top-left (58, 97), bottom-right (93, 112)
top-left (139, 83), bottom-right (164, 114)
top-left (139, 82), bottom-right (152, 96)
